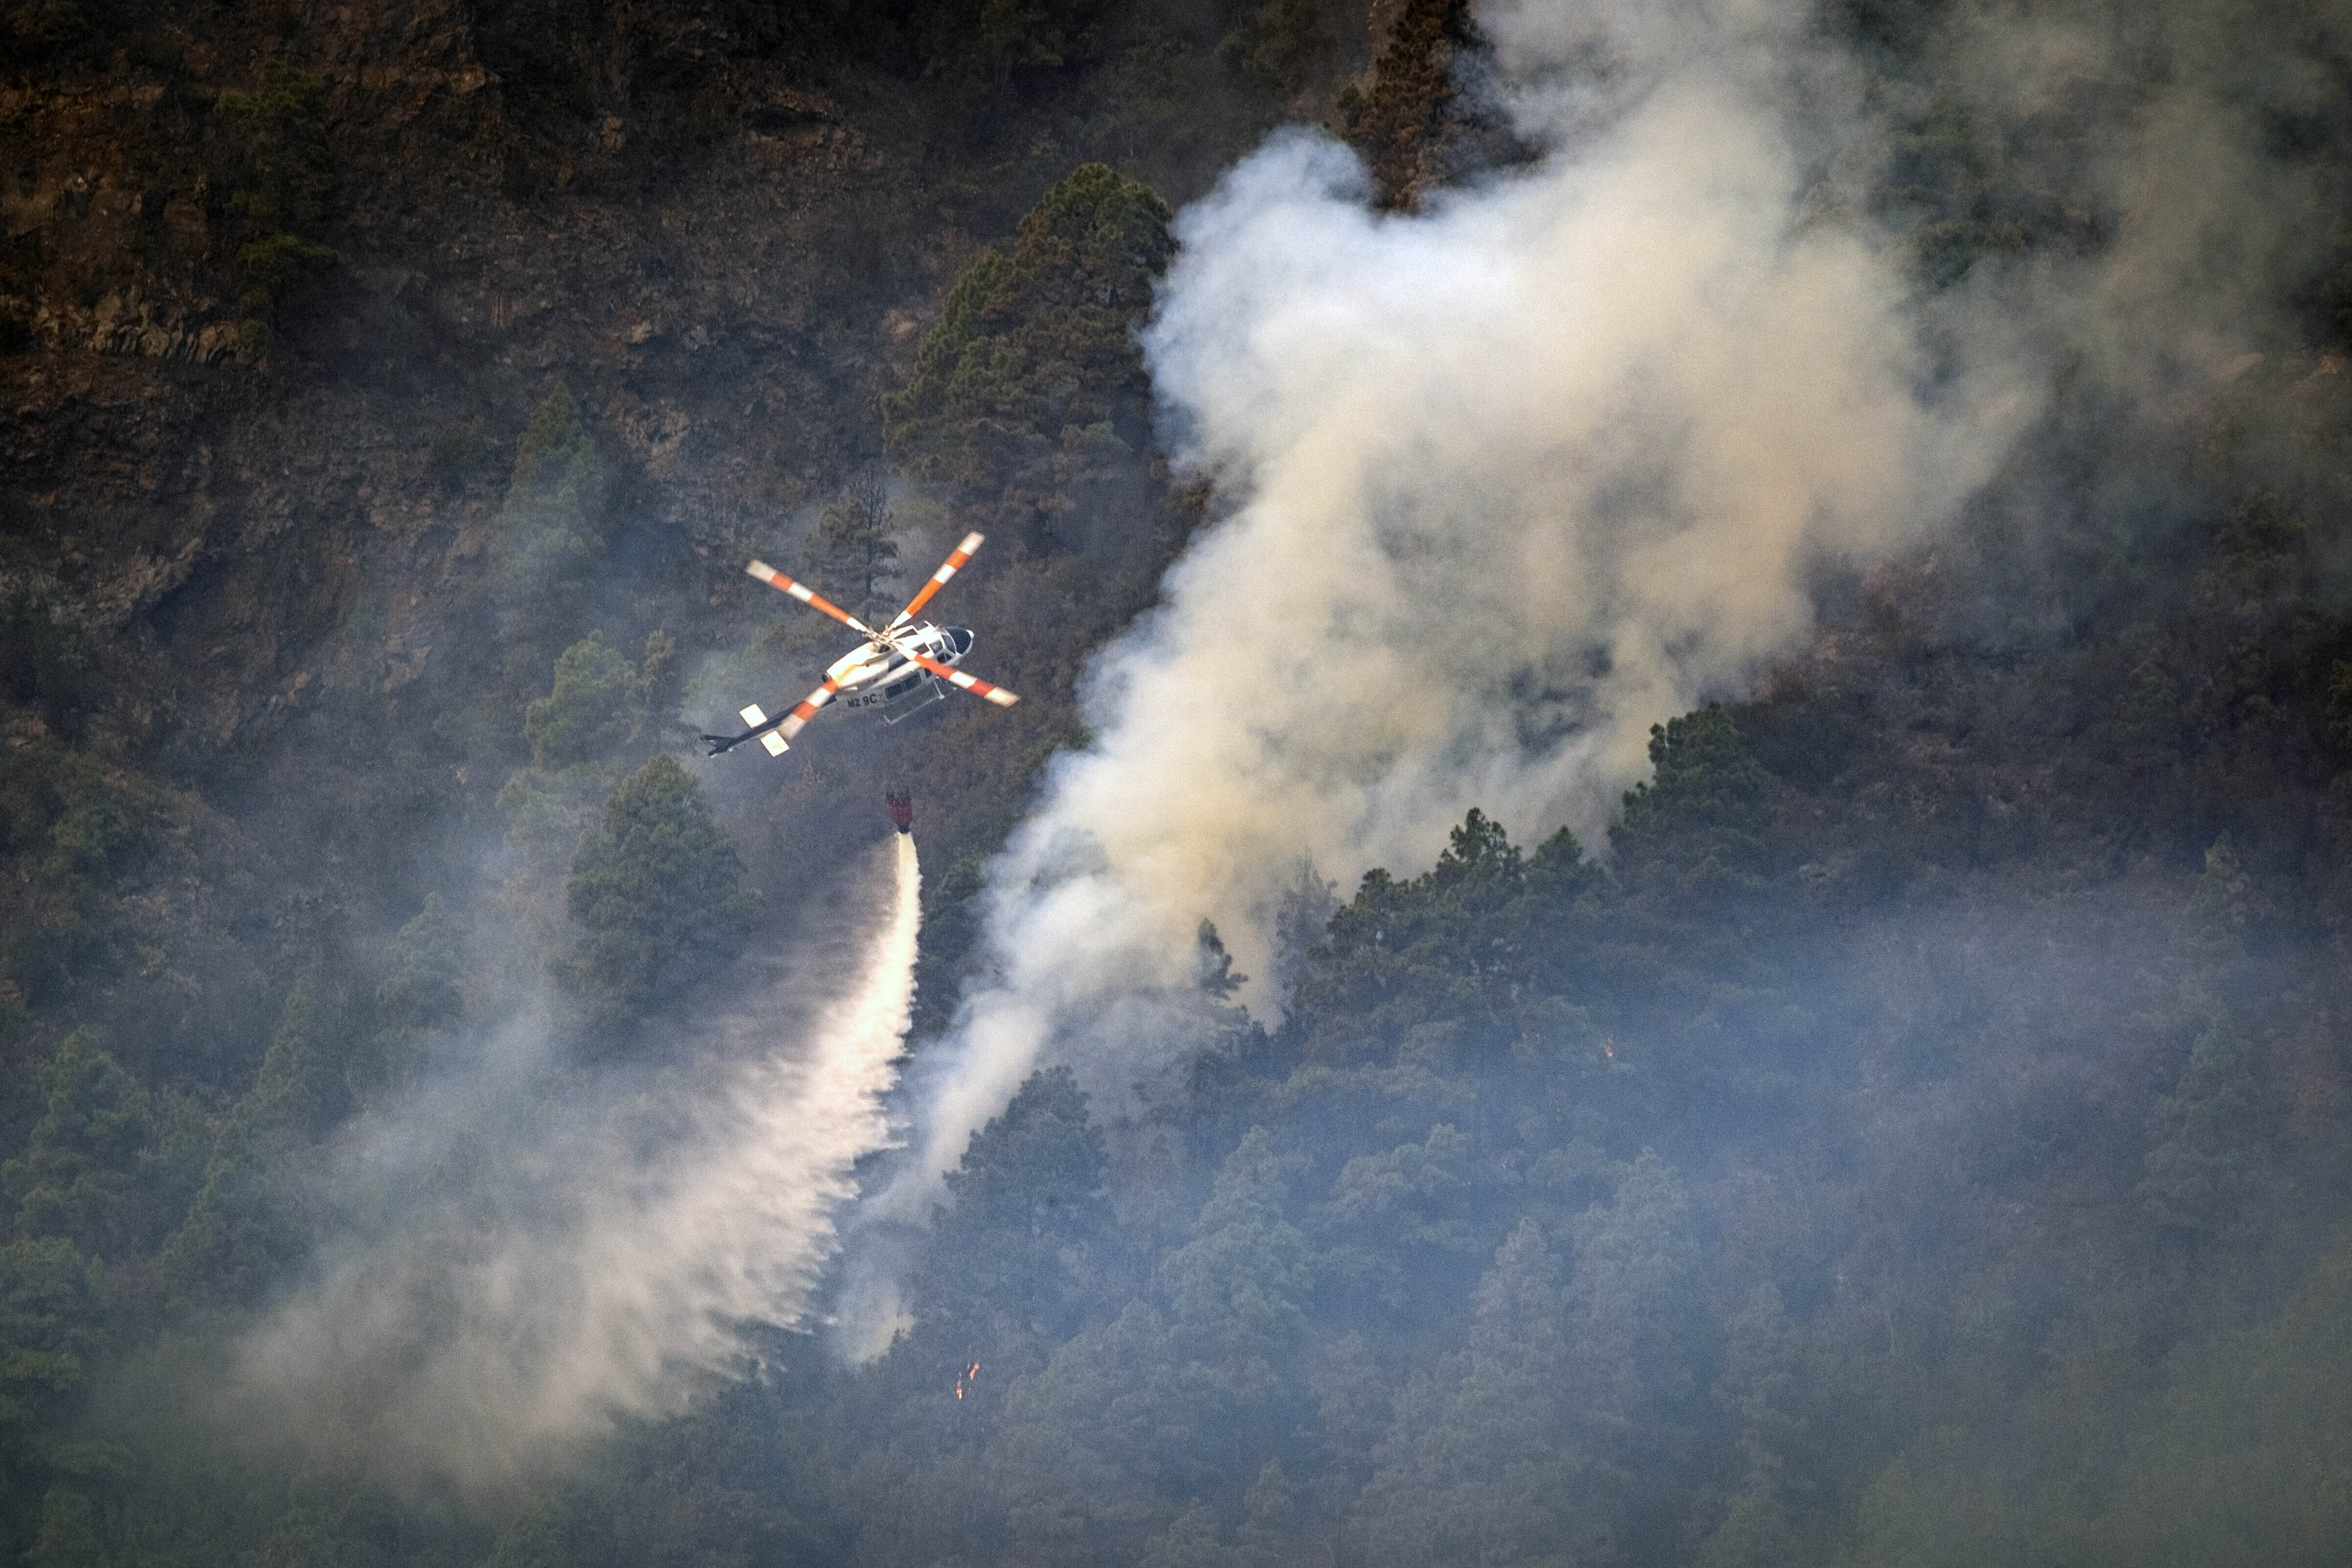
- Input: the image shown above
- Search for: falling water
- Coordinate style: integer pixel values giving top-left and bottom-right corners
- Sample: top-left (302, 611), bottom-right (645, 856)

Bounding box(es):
top-left (235, 831), bottom-right (924, 1484)
top-left (597, 828), bottom-right (925, 1364)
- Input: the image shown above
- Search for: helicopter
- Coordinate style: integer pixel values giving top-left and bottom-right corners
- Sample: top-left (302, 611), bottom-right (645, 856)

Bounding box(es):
top-left (701, 530), bottom-right (1019, 758)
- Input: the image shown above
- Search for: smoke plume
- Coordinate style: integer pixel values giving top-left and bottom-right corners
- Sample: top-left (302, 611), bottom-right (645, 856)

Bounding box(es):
top-left (870, 0), bottom-right (2352, 1277)
top-left (234, 833), bottom-right (922, 1488)
top-left (875, 0), bottom-right (2046, 1230)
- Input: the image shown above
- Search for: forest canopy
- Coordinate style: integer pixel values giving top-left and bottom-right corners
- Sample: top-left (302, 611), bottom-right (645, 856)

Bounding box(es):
top-left (2, 0), bottom-right (2351, 1565)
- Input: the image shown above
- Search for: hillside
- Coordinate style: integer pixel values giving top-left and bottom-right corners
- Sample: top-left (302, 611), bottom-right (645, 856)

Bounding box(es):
top-left (5, 1), bottom-right (2352, 1566)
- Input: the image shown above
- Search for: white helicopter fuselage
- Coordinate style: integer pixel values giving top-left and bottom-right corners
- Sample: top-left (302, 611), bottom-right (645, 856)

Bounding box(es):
top-left (829, 621), bottom-right (974, 719)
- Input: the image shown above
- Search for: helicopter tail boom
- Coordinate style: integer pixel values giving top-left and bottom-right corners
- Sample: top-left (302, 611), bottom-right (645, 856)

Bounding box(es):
top-left (701, 701), bottom-right (794, 757)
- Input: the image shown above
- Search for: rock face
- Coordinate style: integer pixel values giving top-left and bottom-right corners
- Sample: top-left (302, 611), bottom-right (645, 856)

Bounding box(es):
top-left (0, 0), bottom-right (1420, 1091)
top-left (0, 1), bottom-right (959, 768)
top-left (0, 0), bottom-right (1418, 774)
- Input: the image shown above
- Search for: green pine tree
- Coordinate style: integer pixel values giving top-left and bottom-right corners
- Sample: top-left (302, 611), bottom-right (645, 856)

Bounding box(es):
top-left (924, 1066), bottom-right (1111, 1349)
top-left (558, 755), bottom-right (760, 1029)
top-left (1612, 702), bottom-right (1775, 924)
top-left (5, 1030), bottom-right (150, 1259)
top-left (884, 164), bottom-right (1174, 544)
top-left (523, 632), bottom-right (641, 768)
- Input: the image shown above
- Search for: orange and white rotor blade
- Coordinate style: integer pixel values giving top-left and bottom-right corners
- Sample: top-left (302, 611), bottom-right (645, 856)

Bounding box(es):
top-left (774, 676), bottom-right (844, 741)
top-left (746, 561), bottom-right (877, 636)
top-left (896, 647), bottom-right (1020, 708)
top-left (888, 532), bottom-right (986, 630)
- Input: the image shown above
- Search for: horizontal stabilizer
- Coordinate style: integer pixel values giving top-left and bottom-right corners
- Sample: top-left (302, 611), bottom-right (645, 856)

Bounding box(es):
top-left (759, 731), bottom-right (789, 756)
top-left (740, 703), bottom-right (768, 727)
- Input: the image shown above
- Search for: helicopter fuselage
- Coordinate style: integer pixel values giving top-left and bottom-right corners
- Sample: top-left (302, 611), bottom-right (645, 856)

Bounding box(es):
top-left (828, 622), bottom-right (974, 720)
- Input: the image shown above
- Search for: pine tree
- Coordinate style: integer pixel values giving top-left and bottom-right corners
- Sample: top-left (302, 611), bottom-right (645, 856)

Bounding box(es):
top-left (559, 755), bottom-right (760, 1030)
top-left (1163, 1127), bottom-right (1310, 1404)
top-left (1612, 702), bottom-right (1775, 926)
top-left (5, 1029), bottom-right (150, 1258)
top-left (1693, 1283), bottom-right (1804, 1568)
top-left (489, 383), bottom-right (613, 660)
top-left (351, 893), bottom-right (465, 1107)
top-left (0, 1238), bottom-right (102, 1475)
top-left (376, 893), bottom-right (463, 1033)
top-left (158, 980), bottom-right (341, 1311)
top-left (924, 1066), bottom-right (1111, 1349)
top-left (523, 632), bottom-right (640, 768)
top-left (1267, 859), bottom-right (1337, 1016)
top-left (1359, 1216), bottom-right (1583, 1568)
top-left (884, 164), bottom-right (1175, 548)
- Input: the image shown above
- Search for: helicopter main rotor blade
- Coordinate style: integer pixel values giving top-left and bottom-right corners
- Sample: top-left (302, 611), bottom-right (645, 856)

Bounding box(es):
top-left (746, 561), bottom-right (880, 638)
top-left (888, 532), bottom-right (986, 631)
top-left (775, 675), bottom-right (846, 740)
top-left (892, 644), bottom-right (1020, 708)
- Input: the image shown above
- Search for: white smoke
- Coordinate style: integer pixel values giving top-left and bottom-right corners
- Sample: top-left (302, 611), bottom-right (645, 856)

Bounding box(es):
top-left (237, 832), bottom-right (922, 1487)
top-left (869, 0), bottom-right (2043, 1235)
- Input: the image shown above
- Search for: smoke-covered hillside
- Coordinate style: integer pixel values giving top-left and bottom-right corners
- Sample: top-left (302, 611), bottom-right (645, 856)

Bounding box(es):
top-left (4, 0), bottom-right (2352, 1565)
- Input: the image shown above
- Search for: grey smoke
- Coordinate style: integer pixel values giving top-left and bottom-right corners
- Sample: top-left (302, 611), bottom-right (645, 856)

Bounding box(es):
top-left (869, 0), bottom-right (2346, 1273)
top-left (872, 0), bottom-right (2044, 1239)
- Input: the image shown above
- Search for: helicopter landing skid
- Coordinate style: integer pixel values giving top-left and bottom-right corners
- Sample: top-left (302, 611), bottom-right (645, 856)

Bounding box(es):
top-left (882, 678), bottom-right (951, 724)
